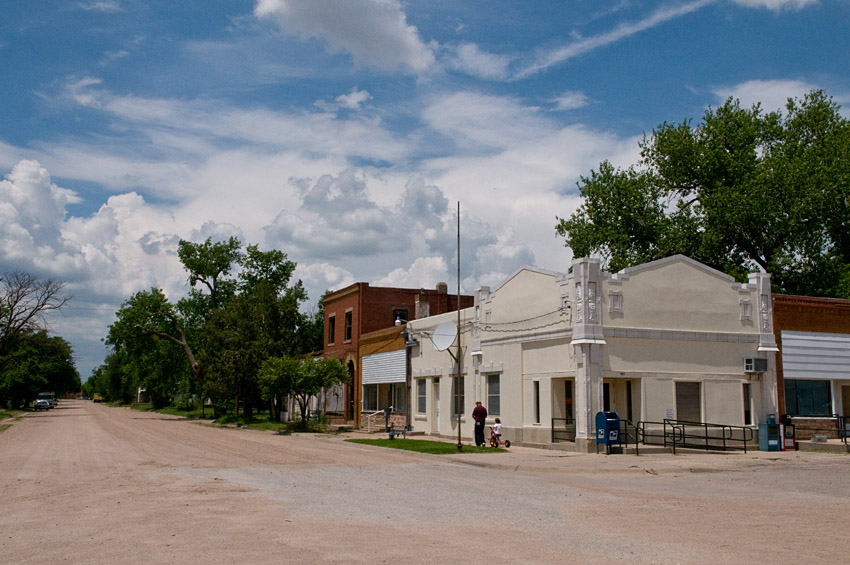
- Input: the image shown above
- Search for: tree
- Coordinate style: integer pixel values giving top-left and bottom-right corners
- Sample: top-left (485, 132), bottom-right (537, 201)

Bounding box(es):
top-left (259, 356), bottom-right (348, 426)
top-left (556, 90), bottom-right (850, 298)
top-left (110, 288), bottom-right (202, 389)
top-left (0, 272), bottom-right (70, 356)
top-left (177, 237), bottom-right (241, 311)
top-left (0, 331), bottom-right (79, 408)
top-left (258, 355), bottom-right (301, 422)
top-left (289, 357), bottom-right (349, 425)
top-left (106, 237), bottom-right (317, 416)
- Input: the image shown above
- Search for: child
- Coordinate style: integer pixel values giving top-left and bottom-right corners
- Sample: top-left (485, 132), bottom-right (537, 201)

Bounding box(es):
top-left (491, 417), bottom-right (502, 439)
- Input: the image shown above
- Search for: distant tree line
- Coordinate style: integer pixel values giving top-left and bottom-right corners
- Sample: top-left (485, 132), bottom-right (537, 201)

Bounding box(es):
top-left (0, 272), bottom-right (80, 408)
top-left (557, 90), bottom-right (850, 299)
top-left (85, 237), bottom-right (344, 420)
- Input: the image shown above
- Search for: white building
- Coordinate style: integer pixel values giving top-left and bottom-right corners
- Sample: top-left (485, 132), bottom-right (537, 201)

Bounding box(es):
top-left (407, 255), bottom-right (779, 452)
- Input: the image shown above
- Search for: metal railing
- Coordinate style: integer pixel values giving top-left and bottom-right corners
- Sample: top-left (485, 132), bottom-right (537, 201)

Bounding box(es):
top-left (364, 409), bottom-right (386, 433)
top-left (619, 419), bottom-right (640, 455)
top-left (637, 419), bottom-right (754, 453)
top-left (551, 417), bottom-right (576, 443)
top-left (839, 416), bottom-right (849, 448)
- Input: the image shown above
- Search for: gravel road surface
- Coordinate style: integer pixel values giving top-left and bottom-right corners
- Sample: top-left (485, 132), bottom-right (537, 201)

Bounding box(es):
top-left (1, 400), bottom-right (848, 564)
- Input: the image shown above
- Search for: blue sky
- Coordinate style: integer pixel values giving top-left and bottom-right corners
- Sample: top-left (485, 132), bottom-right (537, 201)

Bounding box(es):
top-left (1, 0), bottom-right (848, 378)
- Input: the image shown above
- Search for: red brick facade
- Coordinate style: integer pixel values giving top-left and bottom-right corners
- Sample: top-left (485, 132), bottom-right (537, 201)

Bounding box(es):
top-left (772, 294), bottom-right (850, 429)
top-left (323, 282), bottom-right (473, 427)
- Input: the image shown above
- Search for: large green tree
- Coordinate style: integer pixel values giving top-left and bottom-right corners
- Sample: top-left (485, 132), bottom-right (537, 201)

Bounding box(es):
top-left (556, 90), bottom-right (850, 298)
top-left (105, 237), bottom-right (316, 416)
top-left (259, 356), bottom-right (347, 425)
top-left (0, 331), bottom-right (79, 408)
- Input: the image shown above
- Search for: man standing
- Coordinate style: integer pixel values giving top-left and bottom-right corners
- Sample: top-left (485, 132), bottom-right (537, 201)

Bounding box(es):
top-left (472, 401), bottom-right (487, 446)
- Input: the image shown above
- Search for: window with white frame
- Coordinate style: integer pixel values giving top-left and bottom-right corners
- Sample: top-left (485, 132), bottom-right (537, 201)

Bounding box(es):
top-left (452, 376), bottom-right (464, 415)
top-left (391, 383), bottom-right (407, 413)
top-left (417, 379), bottom-right (426, 414)
top-left (487, 374), bottom-right (500, 416)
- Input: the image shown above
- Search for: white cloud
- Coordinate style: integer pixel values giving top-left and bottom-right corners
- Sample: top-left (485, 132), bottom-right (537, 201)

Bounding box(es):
top-left (518, 0), bottom-right (714, 78)
top-left (712, 79), bottom-right (817, 112)
top-left (446, 43), bottom-right (512, 80)
top-left (422, 91), bottom-right (553, 151)
top-left (294, 262), bottom-right (355, 296)
top-left (553, 90), bottom-right (590, 111)
top-left (77, 1), bottom-right (122, 12)
top-left (374, 256), bottom-right (449, 288)
top-left (254, 0), bottom-right (435, 73)
top-left (729, 0), bottom-right (817, 10)
top-left (335, 87), bottom-right (372, 110)
top-left (0, 160), bottom-right (83, 272)
top-left (264, 169), bottom-right (412, 259)
top-left (61, 80), bottom-right (408, 165)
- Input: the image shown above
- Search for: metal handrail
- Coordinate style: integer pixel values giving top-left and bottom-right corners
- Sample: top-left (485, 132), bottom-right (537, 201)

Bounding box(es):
top-left (647, 419), bottom-right (754, 453)
top-left (551, 417), bottom-right (576, 443)
top-left (619, 419), bottom-right (640, 455)
top-left (365, 410), bottom-right (384, 433)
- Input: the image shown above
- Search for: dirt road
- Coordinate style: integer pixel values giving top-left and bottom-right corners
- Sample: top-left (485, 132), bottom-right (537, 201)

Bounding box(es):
top-left (1, 400), bottom-right (848, 564)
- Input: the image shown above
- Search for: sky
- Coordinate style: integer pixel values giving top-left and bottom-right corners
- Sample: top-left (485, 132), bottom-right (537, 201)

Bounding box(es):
top-left (1, 0), bottom-right (849, 379)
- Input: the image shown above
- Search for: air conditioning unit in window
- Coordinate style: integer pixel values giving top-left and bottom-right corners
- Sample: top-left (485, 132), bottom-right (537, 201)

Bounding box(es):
top-left (744, 357), bottom-right (768, 373)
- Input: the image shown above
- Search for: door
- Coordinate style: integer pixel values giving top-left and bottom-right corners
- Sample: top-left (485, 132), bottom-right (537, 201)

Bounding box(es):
top-left (432, 378), bottom-right (440, 434)
top-left (843, 386), bottom-right (850, 418)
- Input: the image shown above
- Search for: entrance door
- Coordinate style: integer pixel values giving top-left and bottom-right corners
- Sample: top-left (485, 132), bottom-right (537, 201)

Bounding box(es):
top-left (843, 386), bottom-right (850, 438)
top-left (432, 378), bottom-right (440, 434)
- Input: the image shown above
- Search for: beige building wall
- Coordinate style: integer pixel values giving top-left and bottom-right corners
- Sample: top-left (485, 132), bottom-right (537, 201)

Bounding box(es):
top-left (408, 256), bottom-right (779, 449)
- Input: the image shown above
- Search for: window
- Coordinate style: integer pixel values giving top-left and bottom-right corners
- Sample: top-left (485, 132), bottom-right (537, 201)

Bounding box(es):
top-left (417, 379), bottom-right (426, 414)
top-left (391, 383), bottom-right (407, 413)
top-left (362, 384), bottom-right (378, 411)
top-left (393, 308), bottom-right (408, 325)
top-left (487, 374), bottom-right (500, 416)
top-left (675, 382), bottom-right (701, 422)
top-left (344, 310), bottom-right (352, 341)
top-left (785, 379), bottom-right (832, 416)
top-left (533, 381), bottom-right (540, 423)
top-left (452, 376), bottom-right (464, 415)
top-left (328, 315), bottom-right (335, 345)
top-left (743, 383), bottom-right (752, 425)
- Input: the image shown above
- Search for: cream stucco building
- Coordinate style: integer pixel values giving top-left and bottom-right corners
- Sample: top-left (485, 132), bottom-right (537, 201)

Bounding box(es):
top-left (406, 255), bottom-right (780, 452)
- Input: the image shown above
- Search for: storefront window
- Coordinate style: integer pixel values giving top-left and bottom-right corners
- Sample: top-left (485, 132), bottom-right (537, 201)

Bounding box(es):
top-left (785, 379), bottom-right (832, 416)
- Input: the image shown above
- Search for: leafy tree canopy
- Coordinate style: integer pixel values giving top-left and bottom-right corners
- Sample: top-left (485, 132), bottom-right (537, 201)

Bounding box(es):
top-left (556, 90), bottom-right (850, 298)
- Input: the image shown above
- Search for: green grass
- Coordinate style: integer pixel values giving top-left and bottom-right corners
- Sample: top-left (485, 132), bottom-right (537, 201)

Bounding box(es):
top-left (0, 423), bottom-right (11, 433)
top-left (346, 438), bottom-right (507, 454)
top-left (0, 408), bottom-right (23, 421)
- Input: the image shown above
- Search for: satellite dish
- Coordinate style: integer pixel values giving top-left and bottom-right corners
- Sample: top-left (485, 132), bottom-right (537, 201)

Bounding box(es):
top-left (432, 321), bottom-right (457, 351)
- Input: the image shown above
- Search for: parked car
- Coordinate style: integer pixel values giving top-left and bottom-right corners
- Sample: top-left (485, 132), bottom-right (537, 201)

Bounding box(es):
top-left (37, 392), bottom-right (56, 409)
top-left (34, 399), bottom-right (50, 411)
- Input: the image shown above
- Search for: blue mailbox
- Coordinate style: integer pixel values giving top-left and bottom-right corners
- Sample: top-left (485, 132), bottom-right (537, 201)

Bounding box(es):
top-left (759, 413), bottom-right (781, 452)
top-left (596, 411), bottom-right (621, 454)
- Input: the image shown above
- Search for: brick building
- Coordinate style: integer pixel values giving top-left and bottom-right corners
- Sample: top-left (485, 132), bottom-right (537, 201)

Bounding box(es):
top-left (772, 294), bottom-right (850, 438)
top-left (322, 282), bottom-right (473, 427)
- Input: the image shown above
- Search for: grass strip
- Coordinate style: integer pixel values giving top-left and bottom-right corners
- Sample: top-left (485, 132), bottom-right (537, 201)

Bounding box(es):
top-left (346, 438), bottom-right (506, 454)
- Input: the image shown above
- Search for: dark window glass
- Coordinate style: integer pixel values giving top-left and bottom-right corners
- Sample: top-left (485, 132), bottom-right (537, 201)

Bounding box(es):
top-left (344, 311), bottom-right (352, 341)
top-left (785, 379), bottom-right (832, 416)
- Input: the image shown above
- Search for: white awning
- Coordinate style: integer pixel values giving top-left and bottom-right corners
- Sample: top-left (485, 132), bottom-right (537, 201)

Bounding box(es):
top-left (362, 350), bottom-right (406, 384)
top-left (781, 330), bottom-right (850, 380)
